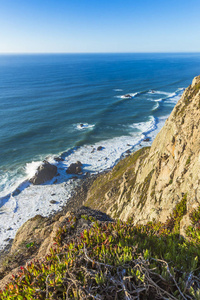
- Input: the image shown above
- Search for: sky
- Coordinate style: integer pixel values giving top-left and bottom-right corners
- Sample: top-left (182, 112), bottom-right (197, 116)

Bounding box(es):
top-left (0, 0), bottom-right (200, 53)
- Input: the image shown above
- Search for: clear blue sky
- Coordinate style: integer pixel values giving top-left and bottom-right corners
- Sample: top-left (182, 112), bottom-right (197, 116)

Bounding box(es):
top-left (0, 0), bottom-right (200, 53)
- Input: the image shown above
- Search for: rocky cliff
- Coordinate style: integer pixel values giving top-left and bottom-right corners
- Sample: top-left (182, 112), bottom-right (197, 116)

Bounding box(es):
top-left (1, 76), bottom-right (200, 299)
top-left (85, 75), bottom-right (200, 230)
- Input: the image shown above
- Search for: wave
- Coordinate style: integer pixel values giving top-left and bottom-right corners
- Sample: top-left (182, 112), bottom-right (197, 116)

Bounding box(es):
top-left (120, 92), bottom-right (139, 99)
top-left (152, 102), bottom-right (160, 111)
top-left (148, 90), bottom-right (171, 96)
top-left (76, 123), bottom-right (95, 130)
top-left (0, 87), bottom-right (185, 201)
top-left (113, 89), bottom-right (123, 91)
top-left (115, 92), bottom-right (141, 99)
top-left (0, 86), bottom-right (185, 251)
top-left (25, 161), bottom-right (43, 179)
top-left (148, 88), bottom-right (184, 104)
top-left (130, 116), bottom-right (157, 135)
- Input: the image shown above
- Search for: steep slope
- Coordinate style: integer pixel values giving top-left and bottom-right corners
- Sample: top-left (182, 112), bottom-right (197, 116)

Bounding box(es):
top-left (85, 75), bottom-right (200, 226)
top-left (1, 76), bottom-right (200, 299)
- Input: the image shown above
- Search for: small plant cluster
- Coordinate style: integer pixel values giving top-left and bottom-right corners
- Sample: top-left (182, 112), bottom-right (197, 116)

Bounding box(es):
top-left (186, 206), bottom-right (200, 244)
top-left (1, 198), bottom-right (200, 299)
top-left (186, 156), bottom-right (191, 166)
top-left (189, 206), bottom-right (200, 226)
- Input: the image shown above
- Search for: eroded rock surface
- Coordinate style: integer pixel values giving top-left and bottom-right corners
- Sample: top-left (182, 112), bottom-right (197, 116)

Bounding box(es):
top-left (66, 161), bottom-right (82, 174)
top-left (30, 161), bottom-right (57, 185)
top-left (0, 207), bottom-right (112, 290)
top-left (85, 76), bottom-right (200, 228)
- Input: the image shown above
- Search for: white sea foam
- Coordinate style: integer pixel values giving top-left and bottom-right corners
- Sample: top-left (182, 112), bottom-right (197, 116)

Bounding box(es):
top-left (165, 92), bottom-right (182, 104)
top-left (76, 123), bottom-right (95, 130)
top-left (130, 116), bottom-right (156, 133)
top-left (113, 89), bottom-right (123, 91)
top-left (0, 172), bottom-right (27, 199)
top-left (0, 179), bottom-right (79, 250)
top-left (148, 90), bottom-right (171, 96)
top-left (152, 102), bottom-right (160, 111)
top-left (148, 88), bottom-right (183, 104)
top-left (0, 115), bottom-right (159, 250)
top-left (120, 92), bottom-right (139, 99)
top-left (0, 88), bottom-right (185, 251)
top-left (25, 161), bottom-right (43, 179)
top-left (154, 98), bottom-right (163, 102)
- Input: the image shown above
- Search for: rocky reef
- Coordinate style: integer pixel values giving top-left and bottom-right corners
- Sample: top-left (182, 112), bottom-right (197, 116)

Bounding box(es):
top-left (0, 76), bottom-right (200, 299)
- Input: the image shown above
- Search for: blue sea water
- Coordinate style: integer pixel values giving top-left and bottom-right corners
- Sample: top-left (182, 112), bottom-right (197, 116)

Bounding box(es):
top-left (0, 53), bottom-right (200, 248)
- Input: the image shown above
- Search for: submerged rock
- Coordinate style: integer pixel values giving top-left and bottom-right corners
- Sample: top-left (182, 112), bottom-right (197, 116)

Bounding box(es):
top-left (54, 156), bottom-right (64, 162)
top-left (30, 161), bottom-right (57, 185)
top-left (123, 94), bottom-right (132, 98)
top-left (126, 149), bottom-right (131, 154)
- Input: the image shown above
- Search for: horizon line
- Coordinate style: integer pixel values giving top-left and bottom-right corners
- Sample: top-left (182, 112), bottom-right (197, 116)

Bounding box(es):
top-left (0, 51), bottom-right (200, 55)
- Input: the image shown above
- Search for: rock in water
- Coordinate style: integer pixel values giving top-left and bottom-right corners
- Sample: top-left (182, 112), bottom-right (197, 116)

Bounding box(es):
top-left (97, 146), bottom-right (103, 151)
top-left (66, 162), bottom-right (82, 174)
top-left (30, 161), bottom-right (57, 185)
top-left (143, 137), bottom-right (150, 142)
top-left (54, 156), bottom-right (64, 162)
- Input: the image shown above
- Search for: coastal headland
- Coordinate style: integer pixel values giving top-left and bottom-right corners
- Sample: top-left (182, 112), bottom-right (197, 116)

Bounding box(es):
top-left (0, 75), bottom-right (200, 299)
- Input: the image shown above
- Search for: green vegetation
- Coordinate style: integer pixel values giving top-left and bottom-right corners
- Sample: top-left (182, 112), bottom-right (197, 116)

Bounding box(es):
top-left (194, 81), bottom-right (200, 93)
top-left (1, 195), bottom-right (200, 300)
top-left (186, 156), bottom-right (191, 165)
top-left (168, 178), bottom-right (173, 185)
top-left (25, 242), bottom-right (35, 249)
top-left (175, 82), bottom-right (200, 116)
top-left (189, 206), bottom-right (200, 225)
top-left (85, 147), bottom-right (150, 212)
top-left (186, 206), bottom-right (200, 244)
top-left (170, 193), bottom-right (187, 232)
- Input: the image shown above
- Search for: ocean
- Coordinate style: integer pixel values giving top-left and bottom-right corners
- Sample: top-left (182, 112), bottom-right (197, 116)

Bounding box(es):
top-left (1, 53), bottom-right (200, 249)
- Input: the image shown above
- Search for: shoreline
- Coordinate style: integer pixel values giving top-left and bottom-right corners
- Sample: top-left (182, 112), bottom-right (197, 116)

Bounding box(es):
top-left (0, 117), bottom-right (173, 253)
top-left (0, 170), bottom-right (111, 286)
top-left (0, 88), bottom-right (184, 252)
top-left (0, 170), bottom-right (101, 259)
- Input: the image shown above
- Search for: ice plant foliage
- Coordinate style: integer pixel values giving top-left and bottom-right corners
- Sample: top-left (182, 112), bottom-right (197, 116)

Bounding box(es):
top-left (1, 199), bottom-right (200, 299)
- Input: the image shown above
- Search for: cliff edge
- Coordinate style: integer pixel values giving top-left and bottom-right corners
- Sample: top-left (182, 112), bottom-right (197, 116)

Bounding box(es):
top-left (85, 75), bottom-right (200, 229)
top-left (1, 76), bottom-right (200, 299)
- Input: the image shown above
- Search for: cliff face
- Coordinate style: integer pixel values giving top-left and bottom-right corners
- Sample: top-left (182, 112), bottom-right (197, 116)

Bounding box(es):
top-left (85, 76), bottom-right (200, 226)
top-left (1, 76), bottom-right (200, 294)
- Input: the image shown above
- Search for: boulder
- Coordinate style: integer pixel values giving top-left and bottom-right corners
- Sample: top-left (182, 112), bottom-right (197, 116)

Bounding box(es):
top-left (30, 161), bottom-right (57, 185)
top-left (97, 146), bottom-right (104, 151)
top-left (66, 162), bottom-right (82, 174)
top-left (124, 94), bottom-right (132, 98)
top-left (143, 137), bottom-right (150, 142)
top-left (126, 150), bottom-right (131, 154)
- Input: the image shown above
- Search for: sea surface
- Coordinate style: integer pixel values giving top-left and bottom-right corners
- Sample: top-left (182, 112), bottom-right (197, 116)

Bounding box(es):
top-left (1, 53), bottom-right (200, 249)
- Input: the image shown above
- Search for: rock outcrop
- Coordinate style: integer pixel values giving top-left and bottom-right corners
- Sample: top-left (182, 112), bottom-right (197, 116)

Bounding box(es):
top-left (1, 76), bottom-right (200, 294)
top-left (0, 207), bottom-right (111, 290)
top-left (85, 76), bottom-right (200, 230)
top-left (30, 161), bottom-right (57, 185)
top-left (66, 161), bottom-right (82, 174)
